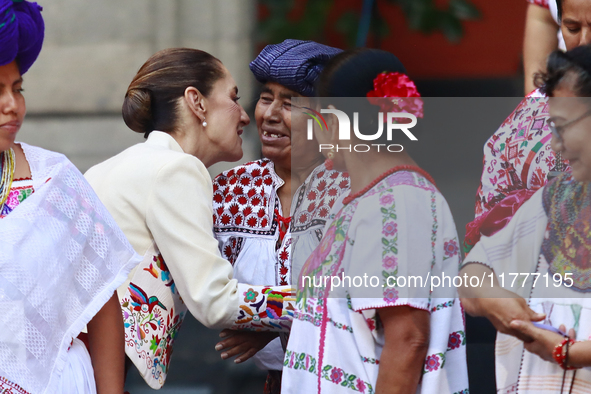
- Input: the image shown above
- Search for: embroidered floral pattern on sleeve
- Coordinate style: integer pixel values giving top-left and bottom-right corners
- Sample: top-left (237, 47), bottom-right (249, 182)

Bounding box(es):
top-left (233, 284), bottom-right (295, 331)
top-left (465, 95), bottom-right (570, 252)
top-left (379, 192), bottom-right (399, 303)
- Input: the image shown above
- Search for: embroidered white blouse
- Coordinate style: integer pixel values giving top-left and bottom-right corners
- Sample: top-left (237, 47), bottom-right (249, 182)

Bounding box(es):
top-left (213, 159), bottom-right (350, 370)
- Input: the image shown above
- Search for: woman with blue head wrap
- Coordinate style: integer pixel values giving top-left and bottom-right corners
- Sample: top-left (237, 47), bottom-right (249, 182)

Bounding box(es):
top-left (0, 1), bottom-right (140, 393)
top-left (212, 40), bottom-right (351, 394)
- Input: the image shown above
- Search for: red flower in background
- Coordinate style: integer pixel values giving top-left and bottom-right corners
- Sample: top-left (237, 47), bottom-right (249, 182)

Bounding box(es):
top-left (367, 72), bottom-right (424, 118)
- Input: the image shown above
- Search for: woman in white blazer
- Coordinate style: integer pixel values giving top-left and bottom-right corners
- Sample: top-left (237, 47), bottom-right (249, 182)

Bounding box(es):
top-left (85, 48), bottom-right (294, 388)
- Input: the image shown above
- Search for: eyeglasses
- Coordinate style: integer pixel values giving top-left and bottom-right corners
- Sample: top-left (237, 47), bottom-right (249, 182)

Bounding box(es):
top-left (548, 108), bottom-right (591, 140)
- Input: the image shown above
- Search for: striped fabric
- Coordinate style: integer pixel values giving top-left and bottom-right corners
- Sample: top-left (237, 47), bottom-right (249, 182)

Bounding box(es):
top-left (249, 39), bottom-right (342, 97)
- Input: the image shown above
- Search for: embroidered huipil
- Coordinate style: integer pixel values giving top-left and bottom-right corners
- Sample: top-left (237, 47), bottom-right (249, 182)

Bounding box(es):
top-left (282, 171), bottom-right (468, 394)
top-left (0, 177), bottom-right (34, 218)
top-left (464, 92), bottom-right (570, 252)
top-left (213, 159), bottom-right (349, 370)
top-left (0, 143), bottom-right (140, 394)
top-left (465, 175), bottom-right (591, 393)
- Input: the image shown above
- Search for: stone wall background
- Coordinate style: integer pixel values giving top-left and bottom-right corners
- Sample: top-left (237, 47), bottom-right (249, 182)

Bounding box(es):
top-left (19, 0), bottom-right (261, 178)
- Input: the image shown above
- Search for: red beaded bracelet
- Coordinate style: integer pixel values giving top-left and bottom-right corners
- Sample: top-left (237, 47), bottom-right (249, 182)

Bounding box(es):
top-left (552, 337), bottom-right (578, 370)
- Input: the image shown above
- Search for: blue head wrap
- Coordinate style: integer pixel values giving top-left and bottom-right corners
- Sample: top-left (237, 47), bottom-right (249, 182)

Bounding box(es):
top-left (250, 39), bottom-right (342, 97)
top-left (0, 0), bottom-right (44, 74)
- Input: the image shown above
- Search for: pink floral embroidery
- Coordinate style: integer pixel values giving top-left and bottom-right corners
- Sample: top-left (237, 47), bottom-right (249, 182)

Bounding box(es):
top-left (382, 221), bottom-right (397, 237)
top-left (425, 354), bottom-right (441, 372)
top-left (356, 378), bottom-right (367, 393)
top-left (444, 239), bottom-right (459, 258)
top-left (383, 288), bottom-right (398, 304)
top-left (448, 332), bottom-right (462, 350)
top-left (6, 189), bottom-right (19, 207)
top-left (379, 194), bottom-right (394, 205)
top-left (330, 367), bottom-right (344, 384)
top-left (383, 255), bottom-right (397, 269)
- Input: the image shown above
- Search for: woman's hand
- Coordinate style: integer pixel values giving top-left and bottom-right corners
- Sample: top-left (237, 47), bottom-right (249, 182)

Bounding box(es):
top-left (459, 264), bottom-right (545, 341)
top-left (509, 320), bottom-right (570, 363)
top-left (215, 329), bottom-right (278, 363)
top-left (478, 292), bottom-right (545, 342)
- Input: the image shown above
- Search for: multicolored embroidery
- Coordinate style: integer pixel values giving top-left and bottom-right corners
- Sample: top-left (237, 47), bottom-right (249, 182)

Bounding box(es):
top-left (328, 317), bottom-right (353, 333)
top-left (542, 175), bottom-right (591, 291)
top-left (277, 237), bottom-right (291, 286)
top-left (0, 376), bottom-right (31, 394)
top-left (431, 299), bottom-right (455, 313)
top-left (448, 331), bottom-right (466, 350)
top-left (233, 286), bottom-right (296, 331)
top-left (378, 191), bottom-right (399, 304)
top-left (360, 356), bottom-right (379, 365)
top-left (0, 179), bottom-right (34, 218)
top-left (424, 352), bottom-right (446, 373)
top-left (286, 169), bottom-right (468, 393)
top-left (320, 364), bottom-right (375, 393)
top-left (465, 94), bottom-right (570, 252)
top-left (284, 349), bottom-right (318, 373)
top-left (121, 250), bottom-right (188, 389)
top-left (298, 215), bottom-right (349, 304)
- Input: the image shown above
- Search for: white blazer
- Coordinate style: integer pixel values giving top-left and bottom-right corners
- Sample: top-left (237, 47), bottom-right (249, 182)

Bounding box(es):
top-left (85, 131), bottom-right (243, 328)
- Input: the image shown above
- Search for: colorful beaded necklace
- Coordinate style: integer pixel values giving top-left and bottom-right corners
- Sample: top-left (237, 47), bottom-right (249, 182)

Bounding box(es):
top-left (343, 165), bottom-right (436, 205)
top-left (0, 149), bottom-right (16, 212)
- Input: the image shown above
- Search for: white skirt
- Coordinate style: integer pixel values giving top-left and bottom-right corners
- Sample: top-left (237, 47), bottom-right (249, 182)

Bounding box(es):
top-left (57, 338), bottom-right (97, 394)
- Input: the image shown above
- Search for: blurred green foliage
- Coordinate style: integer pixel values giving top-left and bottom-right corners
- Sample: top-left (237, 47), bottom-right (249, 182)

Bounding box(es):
top-left (258, 0), bottom-right (481, 47)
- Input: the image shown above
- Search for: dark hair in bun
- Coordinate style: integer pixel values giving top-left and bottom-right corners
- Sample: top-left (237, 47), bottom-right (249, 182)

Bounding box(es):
top-left (317, 48), bottom-right (416, 146)
top-left (318, 48), bottom-right (406, 98)
top-left (122, 48), bottom-right (224, 137)
top-left (536, 45), bottom-right (591, 97)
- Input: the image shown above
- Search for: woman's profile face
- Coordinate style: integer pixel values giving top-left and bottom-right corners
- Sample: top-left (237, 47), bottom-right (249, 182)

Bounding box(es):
top-left (0, 61), bottom-right (26, 152)
top-left (549, 83), bottom-right (591, 182)
top-left (202, 65), bottom-right (250, 163)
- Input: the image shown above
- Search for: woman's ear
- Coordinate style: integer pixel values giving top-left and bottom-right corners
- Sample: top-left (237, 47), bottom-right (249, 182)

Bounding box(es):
top-left (325, 104), bottom-right (340, 143)
top-left (184, 86), bottom-right (206, 123)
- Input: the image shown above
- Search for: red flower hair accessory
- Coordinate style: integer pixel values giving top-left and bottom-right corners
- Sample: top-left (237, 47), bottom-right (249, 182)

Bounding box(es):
top-left (366, 72), bottom-right (424, 118)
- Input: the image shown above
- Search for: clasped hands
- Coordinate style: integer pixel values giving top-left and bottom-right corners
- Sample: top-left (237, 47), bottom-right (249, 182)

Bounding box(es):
top-left (459, 264), bottom-right (575, 365)
top-left (214, 329), bottom-right (278, 363)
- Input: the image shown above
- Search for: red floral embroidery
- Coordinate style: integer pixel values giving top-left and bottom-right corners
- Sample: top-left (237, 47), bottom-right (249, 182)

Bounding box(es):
top-left (213, 160), bottom-right (277, 233)
top-left (292, 164), bottom-right (350, 233)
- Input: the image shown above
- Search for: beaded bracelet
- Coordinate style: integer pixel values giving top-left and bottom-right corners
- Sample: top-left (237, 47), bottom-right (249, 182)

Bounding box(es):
top-left (552, 337), bottom-right (578, 370)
